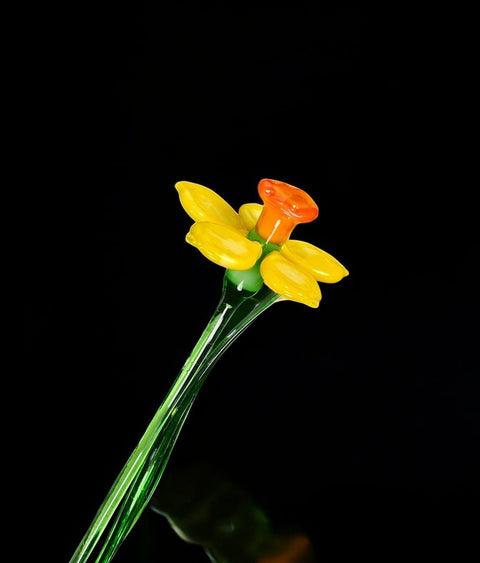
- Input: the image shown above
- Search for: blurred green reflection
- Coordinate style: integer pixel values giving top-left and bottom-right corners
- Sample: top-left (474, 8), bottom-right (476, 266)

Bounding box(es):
top-left (151, 462), bottom-right (316, 562)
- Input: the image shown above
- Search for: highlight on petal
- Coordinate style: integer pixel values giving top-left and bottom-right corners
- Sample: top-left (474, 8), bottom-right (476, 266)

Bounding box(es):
top-left (238, 203), bottom-right (263, 232)
top-left (175, 181), bottom-right (246, 232)
top-left (186, 222), bottom-right (262, 270)
top-left (281, 240), bottom-right (349, 283)
top-left (260, 251), bottom-right (321, 308)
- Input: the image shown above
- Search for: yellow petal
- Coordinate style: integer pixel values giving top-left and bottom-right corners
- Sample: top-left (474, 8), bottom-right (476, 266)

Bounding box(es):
top-left (186, 222), bottom-right (262, 270)
top-left (238, 203), bottom-right (263, 232)
top-left (281, 240), bottom-right (349, 283)
top-left (260, 251), bottom-right (321, 308)
top-left (175, 181), bottom-right (247, 232)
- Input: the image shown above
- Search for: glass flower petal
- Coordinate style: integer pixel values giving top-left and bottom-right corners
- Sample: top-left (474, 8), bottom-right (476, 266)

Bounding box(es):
top-left (281, 240), bottom-right (349, 283)
top-left (186, 222), bottom-right (262, 270)
top-left (260, 251), bottom-right (321, 308)
top-left (238, 203), bottom-right (263, 232)
top-left (175, 181), bottom-right (247, 232)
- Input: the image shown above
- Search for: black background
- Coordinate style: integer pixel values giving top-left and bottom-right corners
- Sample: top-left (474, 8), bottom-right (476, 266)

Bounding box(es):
top-left (23, 3), bottom-right (477, 562)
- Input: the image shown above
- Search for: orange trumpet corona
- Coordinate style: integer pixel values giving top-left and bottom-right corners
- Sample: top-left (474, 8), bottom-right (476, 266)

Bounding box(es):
top-left (255, 179), bottom-right (319, 245)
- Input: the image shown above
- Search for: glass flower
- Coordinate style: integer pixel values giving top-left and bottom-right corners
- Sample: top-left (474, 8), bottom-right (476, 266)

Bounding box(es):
top-left (70, 178), bottom-right (349, 563)
top-left (176, 178), bottom-right (349, 308)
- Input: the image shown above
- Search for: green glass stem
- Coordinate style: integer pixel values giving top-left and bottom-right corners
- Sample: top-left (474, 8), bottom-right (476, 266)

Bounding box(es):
top-left (70, 275), bottom-right (280, 563)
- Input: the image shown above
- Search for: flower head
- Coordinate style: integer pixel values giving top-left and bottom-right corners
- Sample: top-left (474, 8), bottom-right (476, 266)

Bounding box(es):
top-left (175, 179), bottom-right (348, 308)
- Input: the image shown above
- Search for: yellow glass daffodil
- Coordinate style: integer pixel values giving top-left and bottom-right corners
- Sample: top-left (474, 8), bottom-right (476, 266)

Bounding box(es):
top-left (175, 179), bottom-right (348, 308)
top-left (71, 178), bottom-right (350, 563)
top-left (71, 177), bottom-right (349, 563)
